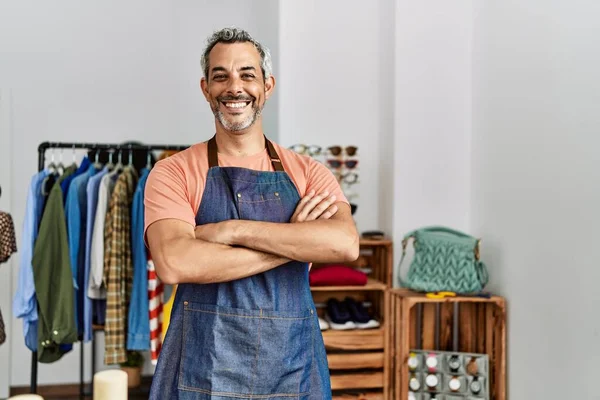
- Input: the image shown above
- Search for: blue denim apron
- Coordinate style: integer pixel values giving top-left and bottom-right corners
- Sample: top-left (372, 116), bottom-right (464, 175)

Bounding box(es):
top-left (149, 136), bottom-right (331, 400)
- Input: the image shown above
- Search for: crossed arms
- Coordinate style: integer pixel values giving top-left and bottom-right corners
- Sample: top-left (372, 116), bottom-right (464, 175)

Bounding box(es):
top-left (146, 191), bottom-right (360, 284)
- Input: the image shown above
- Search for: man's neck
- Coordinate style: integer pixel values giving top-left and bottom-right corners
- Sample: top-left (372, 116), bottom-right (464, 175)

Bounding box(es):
top-left (214, 125), bottom-right (266, 157)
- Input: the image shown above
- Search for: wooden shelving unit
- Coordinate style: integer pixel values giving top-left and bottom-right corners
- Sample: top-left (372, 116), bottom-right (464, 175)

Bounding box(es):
top-left (389, 289), bottom-right (507, 400)
top-left (311, 238), bottom-right (393, 400)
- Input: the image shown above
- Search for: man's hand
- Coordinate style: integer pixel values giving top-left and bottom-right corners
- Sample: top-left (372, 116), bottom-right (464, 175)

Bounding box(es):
top-left (291, 190), bottom-right (338, 223)
top-left (195, 220), bottom-right (234, 245)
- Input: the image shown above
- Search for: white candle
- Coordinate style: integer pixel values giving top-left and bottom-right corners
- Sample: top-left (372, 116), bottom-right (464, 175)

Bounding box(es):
top-left (93, 369), bottom-right (128, 400)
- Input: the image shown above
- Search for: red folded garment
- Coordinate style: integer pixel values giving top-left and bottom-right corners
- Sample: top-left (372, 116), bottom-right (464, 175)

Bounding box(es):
top-left (309, 264), bottom-right (368, 286)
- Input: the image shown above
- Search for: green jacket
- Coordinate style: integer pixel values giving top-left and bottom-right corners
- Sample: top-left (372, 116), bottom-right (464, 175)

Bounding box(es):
top-left (32, 166), bottom-right (78, 363)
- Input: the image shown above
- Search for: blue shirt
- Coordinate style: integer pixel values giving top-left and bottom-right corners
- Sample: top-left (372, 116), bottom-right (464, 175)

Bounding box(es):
top-left (127, 168), bottom-right (150, 350)
top-left (61, 157), bottom-right (91, 201)
top-left (13, 170), bottom-right (49, 351)
top-left (65, 159), bottom-right (96, 335)
top-left (83, 166), bottom-right (109, 342)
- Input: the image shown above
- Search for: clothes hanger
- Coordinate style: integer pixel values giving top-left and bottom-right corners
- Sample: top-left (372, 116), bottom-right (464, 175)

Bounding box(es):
top-left (68, 144), bottom-right (77, 169)
top-left (113, 148), bottom-right (124, 173)
top-left (56, 148), bottom-right (65, 175)
top-left (106, 150), bottom-right (115, 171)
top-left (146, 148), bottom-right (152, 170)
top-left (92, 147), bottom-right (103, 170)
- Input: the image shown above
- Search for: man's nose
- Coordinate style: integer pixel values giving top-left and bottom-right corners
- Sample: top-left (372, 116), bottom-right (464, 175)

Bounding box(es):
top-left (226, 76), bottom-right (244, 95)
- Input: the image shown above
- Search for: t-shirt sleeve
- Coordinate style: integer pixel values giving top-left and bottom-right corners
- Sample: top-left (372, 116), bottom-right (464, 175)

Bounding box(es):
top-left (144, 160), bottom-right (196, 239)
top-left (305, 159), bottom-right (350, 205)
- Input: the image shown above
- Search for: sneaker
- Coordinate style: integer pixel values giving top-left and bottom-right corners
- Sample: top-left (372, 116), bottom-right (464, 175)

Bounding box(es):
top-left (343, 297), bottom-right (380, 329)
top-left (325, 298), bottom-right (356, 330)
top-left (318, 316), bottom-right (329, 331)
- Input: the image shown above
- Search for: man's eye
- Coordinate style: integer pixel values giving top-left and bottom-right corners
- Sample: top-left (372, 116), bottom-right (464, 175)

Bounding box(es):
top-left (242, 74), bottom-right (255, 79)
top-left (213, 75), bottom-right (226, 80)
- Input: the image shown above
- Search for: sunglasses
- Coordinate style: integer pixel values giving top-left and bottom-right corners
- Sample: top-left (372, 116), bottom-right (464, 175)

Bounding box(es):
top-left (288, 144), bottom-right (322, 157)
top-left (328, 146), bottom-right (358, 157)
top-left (327, 159), bottom-right (359, 169)
top-left (335, 172), bottom-right (359, 185)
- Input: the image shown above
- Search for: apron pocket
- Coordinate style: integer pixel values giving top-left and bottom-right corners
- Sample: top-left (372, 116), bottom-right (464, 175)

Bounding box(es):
top-left (178, 302), bottom-right (314, 397)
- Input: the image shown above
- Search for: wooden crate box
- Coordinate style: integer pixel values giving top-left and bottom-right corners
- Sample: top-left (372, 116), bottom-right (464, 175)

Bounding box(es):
top-left (311, 239), bottom-right (393, 400)
top-left (389, 289), bottom-right (506, 400)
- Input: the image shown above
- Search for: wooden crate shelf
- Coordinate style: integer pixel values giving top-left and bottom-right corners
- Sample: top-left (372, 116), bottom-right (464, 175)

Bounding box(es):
top-left (323, 327), bottom-right (386, 351)
top-left (311, 238), bottom-right (393, 399)
top-left (389, 288), bottom-right (506, 400)
top-left (311, 277), bottom-right (387, 292)
top-left (330, 371), bottom-right (384, 390)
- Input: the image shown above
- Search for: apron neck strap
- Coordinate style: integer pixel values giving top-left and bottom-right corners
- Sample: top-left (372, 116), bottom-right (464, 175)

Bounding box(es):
top-left (207, 135), bottom-right (284, 172)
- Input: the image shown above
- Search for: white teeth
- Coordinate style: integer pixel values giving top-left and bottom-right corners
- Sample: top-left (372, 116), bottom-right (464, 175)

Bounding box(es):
top-left (225, 102), bottom-right (247, 109)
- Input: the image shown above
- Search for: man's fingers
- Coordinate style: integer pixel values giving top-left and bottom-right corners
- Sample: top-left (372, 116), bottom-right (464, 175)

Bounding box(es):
top-left (318, 204), bottom-right (339, 220)
top-left (291, 190), bottom-right (315, 222)
top-left (298, 191), bottom-right (329, 221)
top-left (306, 194), bottom-right (336, 220)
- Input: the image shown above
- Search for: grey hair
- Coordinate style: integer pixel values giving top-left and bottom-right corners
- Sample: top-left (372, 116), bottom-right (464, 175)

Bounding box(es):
top-left (201, 27), bottom-right (272, 81)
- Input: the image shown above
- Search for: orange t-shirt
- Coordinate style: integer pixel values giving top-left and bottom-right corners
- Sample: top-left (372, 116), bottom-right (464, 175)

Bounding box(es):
top-left (143, 140), bottom-right (349, 238)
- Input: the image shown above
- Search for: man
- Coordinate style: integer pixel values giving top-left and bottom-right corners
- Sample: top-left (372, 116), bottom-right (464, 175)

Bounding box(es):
top-left (144, 27), bottom-right (359, 399)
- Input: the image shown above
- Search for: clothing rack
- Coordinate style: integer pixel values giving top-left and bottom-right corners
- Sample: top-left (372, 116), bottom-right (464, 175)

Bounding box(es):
top-left (31, 141), bottom-right (190, 398)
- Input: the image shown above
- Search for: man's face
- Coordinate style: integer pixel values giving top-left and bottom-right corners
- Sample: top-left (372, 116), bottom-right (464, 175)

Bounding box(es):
top-left (201, 42), bottom-right (274, 133)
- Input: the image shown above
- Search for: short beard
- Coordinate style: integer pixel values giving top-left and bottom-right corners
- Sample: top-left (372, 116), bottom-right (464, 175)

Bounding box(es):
top-left (212, 95), bottom-right (263, 132)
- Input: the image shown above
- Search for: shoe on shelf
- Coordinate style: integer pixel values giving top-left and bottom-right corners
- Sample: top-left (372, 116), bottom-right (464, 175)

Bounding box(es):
top-left (325, 298), bottom-right (356, 330)
top-left (318, 316), bottom-right (329, 331)
top-left (344, 297), bottom-right (380, 329)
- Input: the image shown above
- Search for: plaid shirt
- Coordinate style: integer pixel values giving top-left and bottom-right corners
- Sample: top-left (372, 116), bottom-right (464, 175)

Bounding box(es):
top-left (103, 166), bottom-right (138, 364)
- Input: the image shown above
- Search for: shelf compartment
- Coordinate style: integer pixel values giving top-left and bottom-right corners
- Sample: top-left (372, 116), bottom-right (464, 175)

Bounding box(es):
top-left (311, 277), bottom-right (387, 292)
top-left (332, 392), bottom-right (383, 400)
top-left (327, 352), bottom-right (385, 370)
top-left (330, 371), bottom-right (384, 390)
top-left (323, 327), bottom-right (385, 351)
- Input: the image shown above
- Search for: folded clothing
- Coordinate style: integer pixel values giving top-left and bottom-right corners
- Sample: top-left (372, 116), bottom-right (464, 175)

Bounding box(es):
top-left (309, 264), bottom-right (368, 287)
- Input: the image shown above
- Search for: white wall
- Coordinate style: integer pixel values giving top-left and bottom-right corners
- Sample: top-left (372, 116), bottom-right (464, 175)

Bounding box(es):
top-left (472, 1), bottom-right (600, 398)
top-left (278, 0), bottom-right (397, 235)
top-left (0, 0), bottom-right (278, 389)
top-left (0, 90), bottom-right (14, 399)
top-left (393, 0), bottom-right (473, 282)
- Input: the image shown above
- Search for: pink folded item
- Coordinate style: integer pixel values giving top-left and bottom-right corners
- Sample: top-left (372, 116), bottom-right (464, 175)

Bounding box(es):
top-left (309, 264), bottom-right (368, 286)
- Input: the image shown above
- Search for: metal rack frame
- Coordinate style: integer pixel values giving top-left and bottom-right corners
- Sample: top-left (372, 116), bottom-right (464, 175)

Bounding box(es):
top-left (31, 141), bottom-right (190, 398)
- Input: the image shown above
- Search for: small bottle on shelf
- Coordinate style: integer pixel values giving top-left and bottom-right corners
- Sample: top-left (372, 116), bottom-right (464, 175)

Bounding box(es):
top-left (407, 352), bottom-right (419, 371)
top-left (425, 373), bottom-right (438, 390)
top-left (425, 353), bottom-right (438, 372)
top-left (448, 354), bottom-right (460, 373)
top-left (408, 374), bottom-right (420, 392)
top-left (448, 376), bottom-right (461, 392)
top-left (470, 376), bottom-right (482, 395)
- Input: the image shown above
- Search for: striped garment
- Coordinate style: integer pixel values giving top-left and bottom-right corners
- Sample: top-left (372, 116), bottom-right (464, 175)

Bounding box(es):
top-left (103, 166), bottom-right (138, 365)
top-left (147, 256), bottom-right (164, 365)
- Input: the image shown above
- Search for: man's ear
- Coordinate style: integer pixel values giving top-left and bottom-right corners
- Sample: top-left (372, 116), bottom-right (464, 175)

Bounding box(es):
top-left (200, 77), bottom-right (210, 102)
top-left (264, 75), bottom-right (275, 100)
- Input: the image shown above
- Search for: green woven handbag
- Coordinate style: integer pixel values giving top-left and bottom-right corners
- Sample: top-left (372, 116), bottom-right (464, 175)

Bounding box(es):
top-left (397, 226), bottom-right (489, 294)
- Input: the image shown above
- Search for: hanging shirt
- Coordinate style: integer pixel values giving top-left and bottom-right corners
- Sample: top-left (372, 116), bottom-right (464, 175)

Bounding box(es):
top-left (82, 166), bottom-right (109, 342)
top-left (104, 166), bottom-right (138, 365)
top-left (65, 159), bottom-right (95, 336)
top-left (13, 170), bottom-right (49, 351)
top-left (147, 256), bottom-right (164, 365)
top-left (60, 158), bottom-right (91, 201)
top-left (0, 211), bottom-right (17, 263)
top-left (0, 210), bottom-right (17, 347)
top-left (88, 169), bottom-right (120, 300)
top-left (127, 168), bottom-right (151, 350)
top-left (32, 165), bottom-right (78, 363)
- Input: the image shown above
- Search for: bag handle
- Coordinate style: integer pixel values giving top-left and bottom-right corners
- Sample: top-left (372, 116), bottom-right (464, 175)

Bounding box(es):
top-left (403, 225), bottom-right (474, 241)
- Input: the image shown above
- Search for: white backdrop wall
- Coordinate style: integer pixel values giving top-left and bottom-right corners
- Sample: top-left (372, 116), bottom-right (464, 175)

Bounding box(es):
top-left (472, 1), bottom-right (600, 398)
top-left (0, 0), bottom-right (279, 389)
top-left (393, 0), bottom-right (473, 283)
